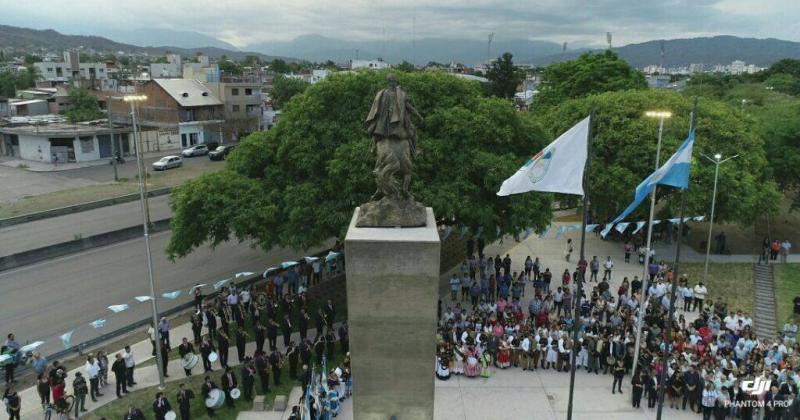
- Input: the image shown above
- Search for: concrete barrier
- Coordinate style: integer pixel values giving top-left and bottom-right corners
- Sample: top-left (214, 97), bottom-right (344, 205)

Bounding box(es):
top-left (0, 219), bottom-right (172, 272)
top-left (0, 187), bottom-right (173, 228)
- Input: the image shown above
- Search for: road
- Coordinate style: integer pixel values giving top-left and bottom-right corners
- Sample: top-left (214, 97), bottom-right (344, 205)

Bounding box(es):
top-left (0, 230), bottom-right (327, 357)
top-left (56, 152), bottom-right (220, 182)
top-left (0, 165), bottom-right (101, 203)
top-left (0, 195), bottom-right (173, 256)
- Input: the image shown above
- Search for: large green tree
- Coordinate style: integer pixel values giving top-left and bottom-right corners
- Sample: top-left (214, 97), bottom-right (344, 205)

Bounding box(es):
top-left (486, 52), bottom-right (524, 99)
top-left (167, 71), bottom-right (553, 258)
top-left (535, 89), bottom-right (781, 224)
top-left (63, 88), bottom-right (104, 123)
top-left (536, 50), bottom-right (647, 108)
top-left (757, 101), bottom-right (800, 209)
top-left (0, 71), bottom-right (16, 97)
top-left (269, 75), bottom-right (309, 109)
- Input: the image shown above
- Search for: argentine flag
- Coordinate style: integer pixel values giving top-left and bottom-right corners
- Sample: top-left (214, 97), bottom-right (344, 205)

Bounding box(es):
top-left (497, 116), bottom-right (590, 197)
top-left (602, 130), bottom-right (695, 236)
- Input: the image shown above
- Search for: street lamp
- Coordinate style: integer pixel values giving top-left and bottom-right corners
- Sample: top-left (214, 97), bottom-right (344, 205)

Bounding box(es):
top-left (124, 94), bottom-right (166, 390)
top-left (700, 152), bottom-right (739, 282)
top-left (632, 110), bottom-right (672, 376)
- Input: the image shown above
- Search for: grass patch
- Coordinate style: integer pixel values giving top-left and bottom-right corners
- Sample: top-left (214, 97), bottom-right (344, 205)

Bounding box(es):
top-left (677, 263), bottom-right (754, 315)
top-left (775, 264), bottom-right (800, 324)
top-left (84, 351), bottom-right (346, 420)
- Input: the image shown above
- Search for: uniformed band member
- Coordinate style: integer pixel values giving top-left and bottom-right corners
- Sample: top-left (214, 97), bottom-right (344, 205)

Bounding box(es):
top-left (200, 376), bottom-right (218, 417)
top-left (152, 391), bottom-right (172, 420)
top-left (176, 383), bottom-right (195, 420)
top-left (220, 367), bottom-right (237, 408)
top-left (178, 337), bottom-right (195, 377)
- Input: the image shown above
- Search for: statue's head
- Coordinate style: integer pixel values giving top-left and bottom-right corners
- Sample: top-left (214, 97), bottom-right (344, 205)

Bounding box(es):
top-left (387, 73), bottom-right (399, 87)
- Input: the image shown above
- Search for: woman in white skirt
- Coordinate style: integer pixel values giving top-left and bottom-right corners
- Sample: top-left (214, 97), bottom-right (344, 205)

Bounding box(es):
top-left (453, 344), bottom-right (465, 375)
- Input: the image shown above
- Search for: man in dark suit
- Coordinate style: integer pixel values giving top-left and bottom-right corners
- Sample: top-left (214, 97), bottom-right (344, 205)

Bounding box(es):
top-left (176, 383), bottom-right (194, 420)
top-left (281, 314), bottom-right (293, 348)
top-left (217, 331), bottom-right (230, 369)
top-left (241, 360), bottom-right (255, 401)
top-left (199, 336), bottom-right (215, 373)
top-left (200, 376), bottom-right (218, 417)
top-left (152, 391), bottom-right (172, 420)
top-left (220, 367), bottom-right (237, 408)
top-left (111, 353), bottom-right (128, 398)
top-left (178, 338), bottom-right (195, 377)
top-left (269, 350), bottom-right (282, 386)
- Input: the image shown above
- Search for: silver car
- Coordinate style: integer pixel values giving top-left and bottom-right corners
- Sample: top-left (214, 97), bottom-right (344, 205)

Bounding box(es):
top-left (152, 155), bottom-right (183, 171)
top-left (182, 144), bottom-right (209, 157)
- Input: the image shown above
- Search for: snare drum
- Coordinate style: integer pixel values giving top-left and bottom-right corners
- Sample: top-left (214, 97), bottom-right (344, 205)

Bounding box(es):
top-left (205, 389), bottom-right (225, 408)
top-left (208, 351), bottom-right (219, 363)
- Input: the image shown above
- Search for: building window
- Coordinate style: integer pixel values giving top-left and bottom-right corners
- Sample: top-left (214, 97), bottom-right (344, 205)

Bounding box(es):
top-left (245, 88), bottom-right (253, 95)
top-left (232, 105), bottom-right (240, 112)
top-left (231, 88), bottom-right (239, 96)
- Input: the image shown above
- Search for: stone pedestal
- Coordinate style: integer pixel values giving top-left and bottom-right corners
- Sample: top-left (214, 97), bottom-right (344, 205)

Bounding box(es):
top-left (345, 207), bottom-right (440, 420)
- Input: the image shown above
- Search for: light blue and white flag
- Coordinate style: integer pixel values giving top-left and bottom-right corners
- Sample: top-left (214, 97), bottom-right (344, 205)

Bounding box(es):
top-left (189, 284), bottom-right (206, 293)
top-left (522, 227), bottom-right (533, 240)
top-left (538, 226), bottom-right (551, 239)
top-left (668, 218), bottom-right (681, 224)
top-left (615, 222), bottom-right (630, 234)
top-left (498, 116), bottom-right (590, 196)
top-left (602, 130), bottom-right (695, 236)
top-left (325, 251), bottom-right (340, 262)
top-left (554, 225), bottom-right (566, 240)
top-left (442, 225), bottom-right (453, 240)
top-left (213, 278), bottom-right (231, 290)
top-left (60, 331), bottom-right (74, 349)
top-left (162, 290), bottom-right (181, 299)
top-left (235, 271), bottom-right (254, 278)
top-left (693, 215), bottom-right (705, 222)
top-left (90, 319), bottom-right (107, 329)
top-left (134, 296), bottom-right (152, 303)
top-left (584, 224), bottom-right (598, 233)
top-left (633, 221), bottom-right (647, 235)
top-left (108, 304), bottom-right (129, 313)
top-left (304, 256), bottom-right (319, 263)
top-left (263, 267), bottom-right (278, 278)
top-left (281, 261), bottom-right (298, 269)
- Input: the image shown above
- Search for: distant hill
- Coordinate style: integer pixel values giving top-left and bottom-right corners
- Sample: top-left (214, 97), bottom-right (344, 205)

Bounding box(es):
top-left (0, 24), bottom-right (295, 62)
top-left (248, 34), bottom-right (564, 66)
top-left (100, 28), bottom-right (239, 51)
top-left (530, 36), bottom-right (800, 68)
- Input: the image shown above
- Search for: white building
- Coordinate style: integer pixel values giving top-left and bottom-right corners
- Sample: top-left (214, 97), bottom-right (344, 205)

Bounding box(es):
top-left (0, 120), bottom-right (131, 162)
top-left (350, 59), bottom-right (390, 70)
top-left (33, 51), bottom-right (115, 90)
top-left (149, 53), bottom-right (183, 78)
top-left (730, 60), bottom-right (746, 75)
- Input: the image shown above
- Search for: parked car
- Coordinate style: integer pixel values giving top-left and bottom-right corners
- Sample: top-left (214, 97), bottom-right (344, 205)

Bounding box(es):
top-left (208, 145), bottom-right (236, 161)
top-left (181, 144), bottom-right (209, 157)
top-left (152, 155), bottom-right (183, 171)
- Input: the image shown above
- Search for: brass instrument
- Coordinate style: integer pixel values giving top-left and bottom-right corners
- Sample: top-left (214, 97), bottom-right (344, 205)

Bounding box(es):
top-left (223, 304), bottom-right (233, 324)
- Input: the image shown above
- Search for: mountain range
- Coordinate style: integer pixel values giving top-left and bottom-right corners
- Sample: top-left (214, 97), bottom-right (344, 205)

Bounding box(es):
top-left (0, 24), bottom-right (290, 62)
top-left (246, 34), bottom-right (565, 66)
top-left (529, 36), bottom-right (800, 68)
top-left (2, 23), bottom-right (800, 70)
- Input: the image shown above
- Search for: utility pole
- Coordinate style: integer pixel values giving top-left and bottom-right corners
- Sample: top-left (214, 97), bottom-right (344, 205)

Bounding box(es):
top-left (487, 33), bottom-right (495, 65)
top-left (107, 95), bottom-right (118, 182)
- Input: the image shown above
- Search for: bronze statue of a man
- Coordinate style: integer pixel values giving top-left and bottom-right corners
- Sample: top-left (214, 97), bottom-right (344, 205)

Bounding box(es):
top-left (357, 74), bottom-right (427, 227)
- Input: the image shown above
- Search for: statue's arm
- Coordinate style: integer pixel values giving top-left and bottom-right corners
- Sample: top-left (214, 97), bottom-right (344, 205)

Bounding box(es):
top-left (406, 101), bottom-right (423, 122)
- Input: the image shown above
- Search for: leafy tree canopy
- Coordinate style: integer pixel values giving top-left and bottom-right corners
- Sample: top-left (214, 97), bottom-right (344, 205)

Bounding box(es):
top-left (63, 88), bottom-right (104, 123)
top-left (765, 73), bottom-right (800, 96)
top-left (269, 74), bottom-right (309, 109)
top-left (536, 50), bottom-right (647, 108)
top-left (0, 71), bottom-right (17, 97)
top-left (486, 52), bottom-right (524, 99)
top-left (394, 61), bottom-right (417, 72)
top-left (766, 59), bottom-right (800, 79)
top-left (218, 59), bottom-right (243, 76)
top-left (167, 71), bottom-right (553, 258)
top-left (755, 101), bottom-right (800, 209)
top-left (269, 59), bottom-right (290, 74)
top-left (534, 89), bottom-right (781, 224)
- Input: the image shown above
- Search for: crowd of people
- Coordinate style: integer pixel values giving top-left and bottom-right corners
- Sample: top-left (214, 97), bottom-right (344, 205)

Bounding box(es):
top-left (2, 249), bottom-right (351, 420)
top-left (435, 240), bottom-right (800, 419)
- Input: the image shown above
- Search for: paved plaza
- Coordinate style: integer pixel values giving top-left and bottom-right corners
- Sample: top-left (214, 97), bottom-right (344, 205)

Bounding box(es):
top-left (13, 219), bottom-right (792, 420)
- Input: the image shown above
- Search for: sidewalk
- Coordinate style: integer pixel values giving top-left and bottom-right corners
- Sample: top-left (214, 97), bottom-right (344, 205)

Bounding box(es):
top-left (0, 151), bottom-right (171, 173)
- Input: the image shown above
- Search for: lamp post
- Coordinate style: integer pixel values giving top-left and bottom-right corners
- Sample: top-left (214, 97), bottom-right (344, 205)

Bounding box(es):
top-left (106, 96), bottom-right (119, 182)
top-left (631, 110), bottom-right (672, 376)
top-left (124, 94), bottom-right (166, 390)
top-left (700, 152), bottom-right (739, 281)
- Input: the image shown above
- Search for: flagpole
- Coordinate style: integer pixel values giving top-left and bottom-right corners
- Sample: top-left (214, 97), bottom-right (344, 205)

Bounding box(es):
top-left (567, 107), bottom-right (594, 420)
top-left (656, 98), bottom-right (696, 420)
top-left (631, 111), bottom-right (670, 377)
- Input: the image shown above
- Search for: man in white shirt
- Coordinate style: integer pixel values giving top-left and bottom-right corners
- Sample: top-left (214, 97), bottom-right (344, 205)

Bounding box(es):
top-left (312, 259), bottom-right (322, 284)
top-left (781, 239), bottom-right (792, 263)
top-left (693, 282), bottom-right (707, 311)
top-left (520, 335), bottom-right (532, 370)
top-left (123, 345), bottom-right (136, 387)
top-left (85, 354), bottom-right (102, 401)
top-left (603, 256), bottom-right (614, 281)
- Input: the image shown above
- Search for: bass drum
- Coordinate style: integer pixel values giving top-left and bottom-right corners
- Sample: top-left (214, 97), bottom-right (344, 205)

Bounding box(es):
top-left (165, 411), bottom-right (177, 420)
top-left (205, 389), bottom-right (225, 409)
top-left (208, 351), bottom-right (219, 363)
top-left (255, 293), bottom-right (268, 310)
top-left (181, 353), bottom-right (199, 370)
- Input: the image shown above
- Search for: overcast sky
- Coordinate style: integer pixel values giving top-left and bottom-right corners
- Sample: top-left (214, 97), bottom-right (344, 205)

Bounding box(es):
top-left (2, 0), bottom-right (799, 48)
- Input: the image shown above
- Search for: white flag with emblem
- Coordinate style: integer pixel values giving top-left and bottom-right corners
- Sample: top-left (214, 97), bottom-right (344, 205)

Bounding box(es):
top-left (497, 116), bottom-right (590, 197)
